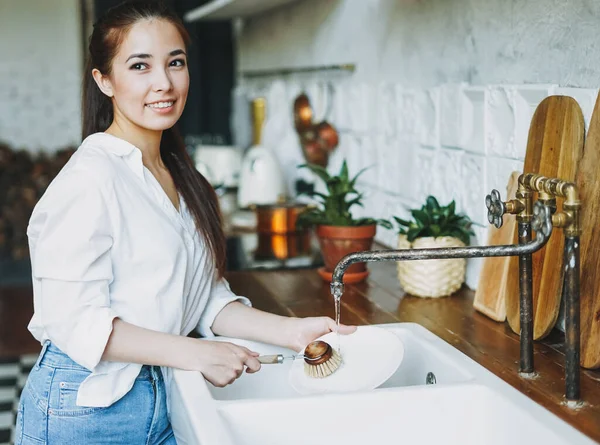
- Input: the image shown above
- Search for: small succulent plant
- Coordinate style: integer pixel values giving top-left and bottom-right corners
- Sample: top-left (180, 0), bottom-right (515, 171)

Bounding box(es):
top-left (393, 196), bottom-right (474, 245)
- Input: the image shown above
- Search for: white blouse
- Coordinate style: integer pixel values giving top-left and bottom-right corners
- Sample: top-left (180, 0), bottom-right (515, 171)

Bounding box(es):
top-left (26, 132), bottom-right (250, 408)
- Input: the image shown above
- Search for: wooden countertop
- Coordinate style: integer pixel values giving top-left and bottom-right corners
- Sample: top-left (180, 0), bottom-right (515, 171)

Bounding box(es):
top-left (224, 261), bottom-right (600, 443)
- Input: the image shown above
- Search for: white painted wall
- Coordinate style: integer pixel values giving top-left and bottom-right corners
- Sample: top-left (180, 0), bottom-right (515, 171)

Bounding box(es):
top-left (237, 0), bottom-right (600, 88)
top-left (0, 0), bottom-right (83, 154)
top-left (232, 0), bottom-right (599, 313)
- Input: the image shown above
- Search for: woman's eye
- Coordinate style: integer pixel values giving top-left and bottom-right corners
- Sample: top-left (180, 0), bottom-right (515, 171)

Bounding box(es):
top-left (130, 63), bottom-right (148, 71)
top-left (170, 59), bottom-right (186, 67)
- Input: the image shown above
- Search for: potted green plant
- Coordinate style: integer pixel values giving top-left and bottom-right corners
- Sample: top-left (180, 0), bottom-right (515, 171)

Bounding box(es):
top-left (296, 160), bottom-right (392, 283)
top-left (392, 196), bottom-right (475, 298)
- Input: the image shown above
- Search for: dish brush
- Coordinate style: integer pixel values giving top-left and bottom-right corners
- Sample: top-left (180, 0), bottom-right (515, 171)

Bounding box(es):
top-left (257, 340), bottom-right (342, 378)
top-left (303, 340), bottom-right (342, 378)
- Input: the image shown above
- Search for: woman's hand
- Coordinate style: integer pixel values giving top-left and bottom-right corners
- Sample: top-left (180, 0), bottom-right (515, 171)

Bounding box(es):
top-left (185, 338), bottom-right (262, 387)
top-left (284, 316), bottom-right (357, 352)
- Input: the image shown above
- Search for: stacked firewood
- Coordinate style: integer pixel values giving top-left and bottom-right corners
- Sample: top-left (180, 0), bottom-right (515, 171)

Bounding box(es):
top-left (0, 142), bottom-right (75, 261)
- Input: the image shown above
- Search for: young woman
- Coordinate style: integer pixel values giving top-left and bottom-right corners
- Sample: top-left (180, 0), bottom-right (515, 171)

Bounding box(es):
top-left (14, 1), bottom-right (355, 443)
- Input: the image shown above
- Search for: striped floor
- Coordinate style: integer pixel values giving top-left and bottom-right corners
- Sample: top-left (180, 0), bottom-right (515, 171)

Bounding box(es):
top-left (0, 354), bottom-right (38, 445)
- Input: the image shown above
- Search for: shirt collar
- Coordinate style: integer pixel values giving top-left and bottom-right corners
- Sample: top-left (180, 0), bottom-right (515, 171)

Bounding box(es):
top-left (84, 132), bottom-right (146, 182)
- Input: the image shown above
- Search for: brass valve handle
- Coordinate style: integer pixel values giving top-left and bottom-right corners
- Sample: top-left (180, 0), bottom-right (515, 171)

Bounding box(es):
top-left (531, 201), bottom-right (553, 238)
top-left (486, 189), bottom-right (506, 229)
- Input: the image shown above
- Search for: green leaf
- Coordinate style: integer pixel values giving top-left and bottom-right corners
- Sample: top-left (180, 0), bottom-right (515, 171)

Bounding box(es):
top-left (346, 195), bottom-right (363, 209)
top-left (297, 190), bottom-right (328, 203)
top-left (393, 216), bottom-right (411, 228)
top-left (430, 224), bottom-right (441, 236)
top-left (349, 166), bottom-right (369, 188)
top-left (411, 209), bottom-right (430, 227)
top-left (340, 160), bottom-right (349, 183)
top-left (446, 200), bottom-right (456, 216)
top-left (355, 217), bottom-right (373, 225)
top-left (426, 196), bottom-right (440, 212)
top-left (378, 219), bottom-right (393, 229)
top-left (298, 163), bottom-right (331, 184)
top-left (407, 226), bottom-right (425, 242)
top-left (452, 230), bottom-right (471, 246)
top-left (295, 208), bottom-right (327, 229)
top-left (311, 192), bottom-right (329, 202)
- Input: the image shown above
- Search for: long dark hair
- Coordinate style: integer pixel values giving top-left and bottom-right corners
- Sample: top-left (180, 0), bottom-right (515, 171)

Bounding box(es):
top-left (83, 0), bottom-right (226, 276)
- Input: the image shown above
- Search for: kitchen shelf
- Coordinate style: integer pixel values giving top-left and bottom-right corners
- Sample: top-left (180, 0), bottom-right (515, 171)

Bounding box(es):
top-left (184, 0), bottom-right (302, 22)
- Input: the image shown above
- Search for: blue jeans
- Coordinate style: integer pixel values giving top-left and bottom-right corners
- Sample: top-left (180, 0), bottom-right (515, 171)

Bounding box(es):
top-left (14, 341), bottom-right (177, 444)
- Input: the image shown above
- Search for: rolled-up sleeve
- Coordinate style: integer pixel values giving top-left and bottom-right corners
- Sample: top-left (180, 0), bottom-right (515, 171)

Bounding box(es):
top-left (28, 171), bottom-right (117, 372)
top-left (196, 277), bottom-right (251, 338)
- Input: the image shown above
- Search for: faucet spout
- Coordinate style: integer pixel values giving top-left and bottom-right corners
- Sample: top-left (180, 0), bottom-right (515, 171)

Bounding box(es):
top-left (331, 200), bottom-right (553, 292)
top-left (330, 221), bottom-right (550, 291)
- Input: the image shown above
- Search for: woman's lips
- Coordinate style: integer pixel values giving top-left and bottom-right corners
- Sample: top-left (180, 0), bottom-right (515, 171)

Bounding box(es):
top-left (146, 100), bottom-right (175, 114)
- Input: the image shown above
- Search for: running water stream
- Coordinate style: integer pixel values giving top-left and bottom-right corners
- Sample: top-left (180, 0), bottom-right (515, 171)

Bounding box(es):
top-left (331, 283), bottom-right (343, 354)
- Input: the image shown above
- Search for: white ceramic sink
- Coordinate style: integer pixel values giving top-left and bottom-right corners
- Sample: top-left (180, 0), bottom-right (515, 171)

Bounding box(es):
top-left (169, 323), bottom-right (596, 445)
top-left (217, 384), bottom-right (582, 445)
top-left (201, 323), bottom-right (473, 401)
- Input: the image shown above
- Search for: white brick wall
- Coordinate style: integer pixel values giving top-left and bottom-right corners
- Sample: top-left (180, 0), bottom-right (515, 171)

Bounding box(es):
top-left (0, 0), bottom-right (83, 154)
top-left (236, 79), bottom-right (597, 291)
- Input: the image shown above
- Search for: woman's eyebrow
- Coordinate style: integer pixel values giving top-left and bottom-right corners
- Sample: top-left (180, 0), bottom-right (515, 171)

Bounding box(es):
top-left (126, 49), bottom-right (186, 62)
top-left (126, 53), bottom-right (151, 62)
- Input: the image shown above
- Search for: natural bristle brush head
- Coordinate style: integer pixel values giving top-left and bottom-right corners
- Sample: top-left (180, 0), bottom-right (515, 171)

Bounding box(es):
top-left (303, 340), bottom-right (342, 378)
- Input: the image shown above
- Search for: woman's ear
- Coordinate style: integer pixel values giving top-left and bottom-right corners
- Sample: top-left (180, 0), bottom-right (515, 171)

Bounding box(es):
top-left (92, 68), bottom-right (114, 98)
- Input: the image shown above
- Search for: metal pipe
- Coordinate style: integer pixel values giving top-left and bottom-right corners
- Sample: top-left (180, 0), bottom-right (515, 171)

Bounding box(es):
top-left (564, 236), bottom-right (581, 402)
top-left (240, 63), bottom-right (356, 79)
top-left (331, 228), bottom-right (551, 296)
top-left (518, 222), bottom-right (534, 374)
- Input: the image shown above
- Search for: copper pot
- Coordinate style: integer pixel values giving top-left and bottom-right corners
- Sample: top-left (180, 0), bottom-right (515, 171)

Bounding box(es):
top-left (254, 201), bottom-right (311, 234)
top-left (255, 232), bottom-right (312, 260)
top-left (315, 121), bottom-right (339, 151)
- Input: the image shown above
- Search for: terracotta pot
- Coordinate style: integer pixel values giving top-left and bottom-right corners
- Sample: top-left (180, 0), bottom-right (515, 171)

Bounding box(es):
top-left (315, 224), bottom-right (376, 280)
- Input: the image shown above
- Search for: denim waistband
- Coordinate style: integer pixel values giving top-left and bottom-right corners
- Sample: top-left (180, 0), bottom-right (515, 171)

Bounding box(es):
top-left (36, 341), bottom-right (160, 381)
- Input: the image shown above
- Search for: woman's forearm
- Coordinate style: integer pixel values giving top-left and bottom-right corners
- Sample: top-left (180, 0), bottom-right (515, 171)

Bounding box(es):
top-left (210, 302), bottom-right (296, 349)
top-left (101, 317), bottom-right (263, 386)
top-left (102, 318), bottom-right (197, 369)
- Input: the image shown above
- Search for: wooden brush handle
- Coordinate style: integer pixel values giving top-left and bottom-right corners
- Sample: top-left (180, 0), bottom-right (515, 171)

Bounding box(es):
top-left (258, 355), bottom-right (282, 364)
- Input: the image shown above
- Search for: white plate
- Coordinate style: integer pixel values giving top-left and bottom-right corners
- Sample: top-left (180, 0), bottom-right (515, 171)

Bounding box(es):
top-left (288, 326), bottom-right (404, 395)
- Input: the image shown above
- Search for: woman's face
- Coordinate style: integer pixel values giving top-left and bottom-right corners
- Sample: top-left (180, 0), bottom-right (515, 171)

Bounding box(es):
top-left (96, 19), bottom-right (189, 132)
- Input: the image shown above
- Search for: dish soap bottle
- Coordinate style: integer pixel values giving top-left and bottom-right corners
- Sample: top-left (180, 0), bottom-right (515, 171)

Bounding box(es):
top-left (237, 97), bottom-right (287, 209)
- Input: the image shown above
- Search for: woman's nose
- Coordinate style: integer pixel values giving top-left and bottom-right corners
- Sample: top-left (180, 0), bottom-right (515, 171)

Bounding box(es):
top-left (152, 69), bottom-right (173, 92)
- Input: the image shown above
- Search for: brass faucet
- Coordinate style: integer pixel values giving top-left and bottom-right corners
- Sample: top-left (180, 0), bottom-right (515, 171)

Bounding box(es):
top-left (330, 173), bottom-right (582, 405)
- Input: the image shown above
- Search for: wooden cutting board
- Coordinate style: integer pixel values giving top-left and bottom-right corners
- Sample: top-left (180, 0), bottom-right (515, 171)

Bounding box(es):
top-left (505, 96), bottom-right (584, 339)
top-left (578, 92), bottom-right (600, 369)
top-left (473, 171), bottom-right (520, 322)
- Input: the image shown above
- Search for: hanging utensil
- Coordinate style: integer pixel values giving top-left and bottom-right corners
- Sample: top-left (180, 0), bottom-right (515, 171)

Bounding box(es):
top-left (315, 121), bottom-right (339, 152)
top-left (293, 93), bottom-right (313, 132)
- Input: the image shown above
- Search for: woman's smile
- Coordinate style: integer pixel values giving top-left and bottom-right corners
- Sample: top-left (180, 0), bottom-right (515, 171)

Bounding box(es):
top-left (146, 99), bottom-right (176, 114)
